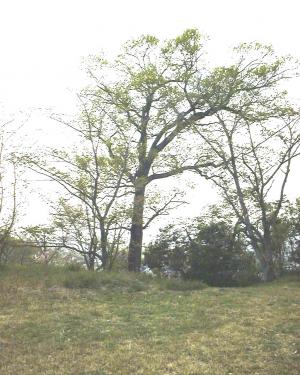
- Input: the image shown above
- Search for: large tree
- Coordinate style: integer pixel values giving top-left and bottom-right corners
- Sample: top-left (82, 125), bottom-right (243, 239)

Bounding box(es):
top-left (82, 31), bottom-right (297, 271)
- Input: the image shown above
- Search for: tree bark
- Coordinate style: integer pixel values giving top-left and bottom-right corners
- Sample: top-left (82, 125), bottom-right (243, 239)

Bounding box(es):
top-left (249, 233), bottom-right (276, 282)
top-left (128, 184), bottom-right (146, 272)
top-left (100, 223), bottom-right (108, 269)
top-left (260, 232), bottom-right (276, 282)
top-left (86, 256), bottom-right (95, 271)
top-left (261, 260), bottom-right (276, 282)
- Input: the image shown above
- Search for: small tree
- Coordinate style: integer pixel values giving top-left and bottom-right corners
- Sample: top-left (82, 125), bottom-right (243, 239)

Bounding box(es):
top-left (52, 198), bottom-right (127, 270)
top-left (194, 110), bottom-right (300, 281)
top-left (23, 105), bottom-right (131, 270)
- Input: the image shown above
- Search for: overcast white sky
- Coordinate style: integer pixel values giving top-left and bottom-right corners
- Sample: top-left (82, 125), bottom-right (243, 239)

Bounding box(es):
top-left (1, 0), bottom-right (300, 111)
top-left (1, 0), bottom-right (300, 235)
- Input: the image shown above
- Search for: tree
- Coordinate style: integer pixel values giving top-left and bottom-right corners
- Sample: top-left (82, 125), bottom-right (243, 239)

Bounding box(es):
top-left (194, 110), bottom-right (300, 281)
top-left (52, 198), bottom-right (127, 270)
top-left (23, 104), bottom-right (131, 270)
top-left (83, 31), bottom-right (298, 271)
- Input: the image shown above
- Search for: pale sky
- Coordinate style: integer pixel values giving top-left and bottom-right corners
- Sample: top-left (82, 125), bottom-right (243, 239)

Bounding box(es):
top-left (1, 0), bottom-right (300, 111)
top-left (1, 0), bottom-right (299, 236)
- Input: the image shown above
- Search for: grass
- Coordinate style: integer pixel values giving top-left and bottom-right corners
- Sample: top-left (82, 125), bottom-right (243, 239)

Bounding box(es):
top-left (0, 264), bottom-right (299, 374)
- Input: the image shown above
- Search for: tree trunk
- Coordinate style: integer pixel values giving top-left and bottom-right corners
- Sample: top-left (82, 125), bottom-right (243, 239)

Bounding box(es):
top-left (86, 255), bottom-right (95, 271)
top-left (128, 184), bottom-right (146, 272)
top-left (261, 260), bottom-right (276, 282)
top-left (100, 223), bottom-right (108, 270)
top-left (260, 235), bottom-right (276, 282)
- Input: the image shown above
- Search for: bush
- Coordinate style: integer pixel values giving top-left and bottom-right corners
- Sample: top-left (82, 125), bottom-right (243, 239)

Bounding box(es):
top-left (145, 220), bottom-right (259, 287)
top-left (144, 224), bottom-right (186, 274)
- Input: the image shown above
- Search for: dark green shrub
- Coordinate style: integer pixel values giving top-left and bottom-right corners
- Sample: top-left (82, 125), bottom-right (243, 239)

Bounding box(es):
top-left (144, 224), bottom-right (187, 275)
top-left (145, 220), bottom-right (259, 287)
top-left (186, 222), bottom-right (259, 286)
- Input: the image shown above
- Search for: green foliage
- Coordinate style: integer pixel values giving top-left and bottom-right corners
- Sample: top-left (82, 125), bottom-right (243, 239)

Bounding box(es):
top-left (144, 224), bottom-right (187, 273)
top-left (174, 28), bottom-right (202, 53)
top-left (20, 28), bottom-right (300, 275)
top-left (145, 217), bottom-right (259, 287)
top-left (187, 221), bottom-right (258, 286)
top-left (20, 102), bottom-right (131, 270)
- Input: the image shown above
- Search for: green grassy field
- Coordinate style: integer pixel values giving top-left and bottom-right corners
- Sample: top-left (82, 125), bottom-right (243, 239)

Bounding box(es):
top-left (0, 265), bottom-right (299, 375)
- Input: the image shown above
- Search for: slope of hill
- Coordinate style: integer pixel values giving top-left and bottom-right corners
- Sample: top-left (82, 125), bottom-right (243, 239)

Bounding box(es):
top-left (0, 265), bottom-right (299, 374)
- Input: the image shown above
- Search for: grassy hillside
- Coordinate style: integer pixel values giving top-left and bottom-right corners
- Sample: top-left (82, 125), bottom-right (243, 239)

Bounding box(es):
top-left (0, 265), bottom-right (299, 375)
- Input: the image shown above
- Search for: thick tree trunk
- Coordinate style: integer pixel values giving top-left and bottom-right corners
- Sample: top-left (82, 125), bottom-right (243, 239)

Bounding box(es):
top-left (261, 235), bottom-right (277, 282)
top-left (258, 237), bottom-right (276, 282)
top-left (86, 256), bottom-right (95, 271)
top-left (128, 184), bottom-right (146, 272)
top-left (100, 223), bottom-right (108, 269)
top-left (249, 234), bottom-right (276, 282)
top-left (261, 260), bottom-right (276, 282)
